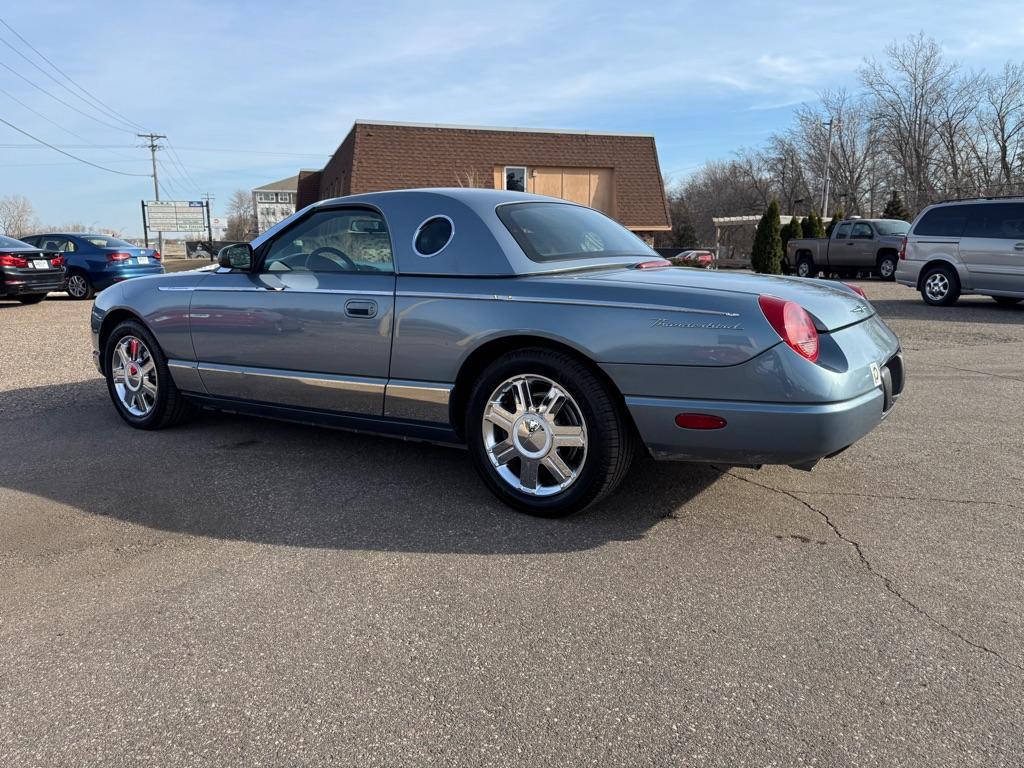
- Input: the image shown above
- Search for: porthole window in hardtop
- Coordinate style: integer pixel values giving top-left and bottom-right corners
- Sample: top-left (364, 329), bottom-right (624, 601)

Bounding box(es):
top-left (413, 216), bottom-right (454, 256)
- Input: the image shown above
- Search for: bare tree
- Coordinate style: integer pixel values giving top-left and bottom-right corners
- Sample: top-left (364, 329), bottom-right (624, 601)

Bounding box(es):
top-left (0, 195), bottom-right (37, 238)
top-left (225, 189), bottom-right (256, 241)
top-left (983, 62), bottom-right (1024, 191)
top-left (860, 34), bottom-right (956, 210)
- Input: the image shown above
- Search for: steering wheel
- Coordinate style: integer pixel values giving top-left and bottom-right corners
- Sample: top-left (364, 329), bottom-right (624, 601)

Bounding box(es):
top-left (310, 246), bottom-right (357, 271)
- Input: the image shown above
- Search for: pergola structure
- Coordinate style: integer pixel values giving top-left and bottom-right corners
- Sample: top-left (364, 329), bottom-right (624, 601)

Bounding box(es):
top-left (711, 214), bottom-right (796, 260)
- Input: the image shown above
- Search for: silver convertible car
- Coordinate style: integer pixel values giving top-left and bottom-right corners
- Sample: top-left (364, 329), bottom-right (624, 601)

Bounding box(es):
top-left (91, 189), bottom-right (904, 516)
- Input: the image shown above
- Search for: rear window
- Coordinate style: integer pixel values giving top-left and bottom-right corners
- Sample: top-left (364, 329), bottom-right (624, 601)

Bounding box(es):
top-left (497, 202), bottom-right (655, 263)
top-left (913, 205), bottom-right (971, 237)
top-left (0, 235), bottom-right (31, 249)
top-left (962, 202), bottom-right (1024, 239)
top-left (874, 220), bottom-right (910, 235)
top-left (81, 235), bottom-right (134, 249)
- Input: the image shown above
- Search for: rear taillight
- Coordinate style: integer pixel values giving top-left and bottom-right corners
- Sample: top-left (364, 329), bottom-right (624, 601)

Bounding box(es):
top-left (898, 236), bottom-right (907, 260)
top-left (844, 282), bottom-right (867, 298)
top-left (108, 252), bottom-right (131, 262)
top-left (152, 251), bottom-right (162, 260)
top-left (0, 253), bottom-right (29, 268)
top-left (758, 295), bottom-right (820, 363)
top-left (50, 255), bottom-right (64, 267)
top-left (635, 259), bottom-right (672, 269)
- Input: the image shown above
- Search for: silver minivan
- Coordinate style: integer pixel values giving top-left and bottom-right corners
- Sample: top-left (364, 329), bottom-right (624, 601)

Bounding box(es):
top-left (896, 198), bottom-right (1024, 306)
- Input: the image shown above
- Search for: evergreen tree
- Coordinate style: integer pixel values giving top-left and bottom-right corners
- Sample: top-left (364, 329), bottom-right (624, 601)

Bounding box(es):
top-left (882, 191), bottom-right (912, 221)
top-left (788, 215), bottom-right (803, 240)
top-left (803, 212), bottom-right (825, 238)
top-left (751, 200), bottom-right (783, 275)
top-left (825, 209), bottom-right (845, 237)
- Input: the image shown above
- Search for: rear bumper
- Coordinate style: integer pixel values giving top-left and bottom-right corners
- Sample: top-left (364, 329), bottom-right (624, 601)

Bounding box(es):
top-left (627, 354), bottom-right (903, 467)
top-left (93, 265), bottom-right (164, 291)
top-left (895, 259), bottom-right (923, 288)
top-left (0, 269), bottom-right (64, 296)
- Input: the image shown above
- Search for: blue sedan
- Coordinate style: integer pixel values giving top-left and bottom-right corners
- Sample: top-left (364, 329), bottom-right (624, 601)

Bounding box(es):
top-left (20, 232), bottom-right (164, 299)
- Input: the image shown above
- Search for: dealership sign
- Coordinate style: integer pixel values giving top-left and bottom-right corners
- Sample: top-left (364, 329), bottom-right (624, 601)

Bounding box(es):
top-left (144, 200), bottom-right (207, 232)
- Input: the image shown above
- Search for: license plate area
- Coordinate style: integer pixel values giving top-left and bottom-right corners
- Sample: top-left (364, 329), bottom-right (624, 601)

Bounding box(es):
top-left (137, 256), bottom-right (149, 264)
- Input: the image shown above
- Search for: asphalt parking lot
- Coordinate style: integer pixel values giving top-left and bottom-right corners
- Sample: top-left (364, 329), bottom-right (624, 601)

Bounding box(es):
top-left (1, 283), bottom-right (1022, 767)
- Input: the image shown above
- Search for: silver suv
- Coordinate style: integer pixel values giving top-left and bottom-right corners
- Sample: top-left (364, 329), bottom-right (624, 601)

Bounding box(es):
top-left (896, 198), bottom-right (1024, 306)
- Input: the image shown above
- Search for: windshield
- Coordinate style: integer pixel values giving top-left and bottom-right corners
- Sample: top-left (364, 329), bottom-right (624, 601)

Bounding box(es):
top-left (82, 235), bottom-right (135, 249)
top-left (497, 202), bottom-right (656, 263)
top-left (873, 220), bottom-right (910, 235)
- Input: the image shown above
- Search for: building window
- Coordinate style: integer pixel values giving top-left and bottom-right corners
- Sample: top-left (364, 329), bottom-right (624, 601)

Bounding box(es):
top-left (256, 192), bottom-right (276, 202)
top-left (504, 166), bottom-right (527, 192)
top-left (278, 192), bottom-right (291, 203)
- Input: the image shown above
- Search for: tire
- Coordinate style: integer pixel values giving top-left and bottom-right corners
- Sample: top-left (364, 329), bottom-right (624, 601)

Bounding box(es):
top-left (877, 254), bottom-right (898, 281)
top-left (920, 265), bottom-right (960, 306)
top-left (992, 296), bottom-right (1022, 306)
top-left (466, 348), bottom-right (635, 517)
top-left (796, 256), bottom-right (815, 278)
top-left (104, 319), bottom-right (197, 429)
top-left (17, 294), bottom-right (46, 304)
top-left (66, 271), bottom-right (94, 300)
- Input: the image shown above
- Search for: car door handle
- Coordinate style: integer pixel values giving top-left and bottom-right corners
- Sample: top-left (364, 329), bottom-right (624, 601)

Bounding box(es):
top-left (345, 299), bottom-right (377, 318)
top-left (1014, 242), bottom-right (1024, 251)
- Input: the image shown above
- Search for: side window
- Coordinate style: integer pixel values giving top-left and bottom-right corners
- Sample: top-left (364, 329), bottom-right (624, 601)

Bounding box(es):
top-left (42, 237), bottom-right (69, 252)
top-left (851, 222), bottom-right (873, 239)
top-left (261, 208), bottom-right (393, 274)
top-left (20, 236), bottom-right (38, 246)
top-left (913, 205), bottom-right (970, 237)
top-left (835, 223), bottom-right (852, 240)
top-left (965, 203), bottom-right (1024, 239)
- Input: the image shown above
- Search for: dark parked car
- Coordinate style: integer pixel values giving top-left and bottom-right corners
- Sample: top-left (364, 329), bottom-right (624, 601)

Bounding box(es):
top-left (19, 233), bottom-right (163, 299)
top-left (0, 234), bottom-right (64, 304)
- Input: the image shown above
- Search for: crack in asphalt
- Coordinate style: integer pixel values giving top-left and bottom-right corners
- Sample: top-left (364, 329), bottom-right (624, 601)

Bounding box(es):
top-left (717, 468), bottom-right (1024, 674)
top-left (784, 489), bottom-right (1024, 512)
top-left (914, 360), bottom-right (1024, 385)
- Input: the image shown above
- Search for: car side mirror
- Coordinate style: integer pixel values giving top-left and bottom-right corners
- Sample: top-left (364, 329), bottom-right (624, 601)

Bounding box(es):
top-left (218, 243), bottom-right (253, 270)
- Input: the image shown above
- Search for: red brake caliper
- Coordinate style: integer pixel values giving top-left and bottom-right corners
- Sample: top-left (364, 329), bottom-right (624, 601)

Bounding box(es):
top-left (128, 339), bottom-right (140, 359)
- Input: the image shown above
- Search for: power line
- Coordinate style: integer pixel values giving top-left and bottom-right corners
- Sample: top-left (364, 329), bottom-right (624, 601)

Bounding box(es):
top-left (0, 115), bottom-right (151, 176)
top-left (0, 58), bottom-right (136, 134)
top-left (0, 85), bottom-right (139, 164)
top-left (0, 15), bottom-right (147, 132)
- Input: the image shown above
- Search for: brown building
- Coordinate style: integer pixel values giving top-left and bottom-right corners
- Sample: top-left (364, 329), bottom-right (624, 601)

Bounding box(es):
top-left (295, 120), bottom-right (670, 241)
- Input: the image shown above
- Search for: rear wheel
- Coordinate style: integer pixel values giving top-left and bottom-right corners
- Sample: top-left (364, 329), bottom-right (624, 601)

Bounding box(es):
top-left (466, 348), bottom-right (635, 517)
top-left (796, 256), bottom-right (815, 278)
top-left (16, 294), bottom-right (46, 304)
top-left (66, 272), bottom-right (94, 300)
top-left (992, 296), bottom-right (1022, 306)
top-left (877, 254), bottom-right (898, 281)
top-left (920, 265), bottom-right (960, 306)
top-left (104, 319), bottom-right (196, 429)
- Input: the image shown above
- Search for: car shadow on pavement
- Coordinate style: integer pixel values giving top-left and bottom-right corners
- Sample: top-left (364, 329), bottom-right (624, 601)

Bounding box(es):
top-left (867, 297), bottom-right (1024, 323)
top-left (0, 380), bottom-right (722, 555)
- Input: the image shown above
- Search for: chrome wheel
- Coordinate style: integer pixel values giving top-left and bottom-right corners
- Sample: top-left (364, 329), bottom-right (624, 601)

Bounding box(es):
top-left (879, 259), bottom-right (896, 279)
top-left (924, 273), bottom-right (949, 302)
top-left (111, 336), bottom-right (158, 417)
top-left (797, 260), bottom-right (812, 278)
top-left (481, 374), bottom-right (587, 497)
top-left (67, 274), bottom-right (88, 298)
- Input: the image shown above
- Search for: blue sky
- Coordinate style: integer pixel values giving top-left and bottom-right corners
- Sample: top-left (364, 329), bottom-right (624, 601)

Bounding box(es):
top-left (2, 0), bottom-right (1023, 236)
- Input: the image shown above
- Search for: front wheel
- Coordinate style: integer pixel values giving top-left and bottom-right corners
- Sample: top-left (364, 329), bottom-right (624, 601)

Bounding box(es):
top-left (104, 319), bottom-right (196, 429)
top-left (17, 294), bottom-right (46, 304)
top-left (796, 257), bottom-right (815, 278)
top-left (920, 265), bottom-right (960, 306)
top-left (466, 348), bottom-right (635, 517)
top-left (878, 254), bottom-right (898, 281)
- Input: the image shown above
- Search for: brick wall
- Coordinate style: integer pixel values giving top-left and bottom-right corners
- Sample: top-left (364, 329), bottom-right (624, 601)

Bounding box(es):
top-left (311, 123), bottom-right (670, 230)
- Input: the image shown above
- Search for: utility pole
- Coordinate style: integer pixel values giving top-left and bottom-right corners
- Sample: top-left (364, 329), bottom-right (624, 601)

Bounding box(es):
top-left (202, 192), bottom-right (215, 260)
top-left (138, 133), bottom-right (167, 254)
top-left (821, 119), bottom-right (836, 219)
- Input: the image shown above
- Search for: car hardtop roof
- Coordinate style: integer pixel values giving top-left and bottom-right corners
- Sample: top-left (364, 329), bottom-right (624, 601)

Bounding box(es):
top-left (927, 195), bottom-right (1024, 207)
top-left (311, 187), bottom-right (584, 212)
